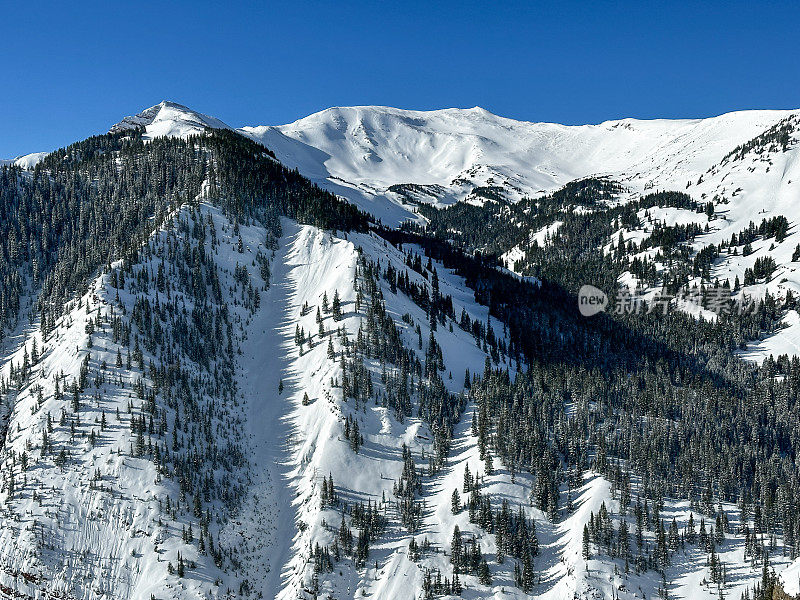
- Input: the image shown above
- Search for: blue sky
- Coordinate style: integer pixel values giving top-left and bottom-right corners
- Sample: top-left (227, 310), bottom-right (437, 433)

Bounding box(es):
top-left (1, 0), bottom-right (798, 157)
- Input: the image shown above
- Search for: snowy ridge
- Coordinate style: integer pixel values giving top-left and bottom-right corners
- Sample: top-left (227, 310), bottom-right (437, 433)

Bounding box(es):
top-left (0, 152), bottom-right (49, 170)
top-left (0, 198), bottom-right (278, 599)
top-left (245, 222), bottom-right (522, 599)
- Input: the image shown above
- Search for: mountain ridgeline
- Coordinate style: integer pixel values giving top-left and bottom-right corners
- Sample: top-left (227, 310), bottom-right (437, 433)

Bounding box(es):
top-left (0, 128), bottom-right (368, 341)
top-left (0, 106), bottom-right (799, 600)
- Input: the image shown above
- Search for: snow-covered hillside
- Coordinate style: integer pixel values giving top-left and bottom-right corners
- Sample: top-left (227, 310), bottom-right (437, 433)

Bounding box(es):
top-left (1, 184), bottom-right (795, 599)
top-left (0, 176), bottom-right (533, 599)
top-left (4, 100), bottom-right (800, 599)
top-left (0, 199), bottom-right (273, 599)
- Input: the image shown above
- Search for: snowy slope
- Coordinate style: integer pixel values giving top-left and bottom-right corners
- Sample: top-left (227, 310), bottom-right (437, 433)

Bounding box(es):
top-left (0, 199), bottom-right (285, 597)
top-left (238, 106), bottom-right (797, 226)
top-left (0, 152), bottom-right (49, 169)
top-left (240, 222), bottom-right (521, 599)
top-left (0, 190), bottom-right (527, 599)
top-left (593, 112), bottom-right (800, 361)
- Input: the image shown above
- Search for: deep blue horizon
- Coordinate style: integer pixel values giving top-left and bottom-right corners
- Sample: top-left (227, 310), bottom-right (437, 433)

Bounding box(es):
top-left (2, 0), bottom-right (798, 158)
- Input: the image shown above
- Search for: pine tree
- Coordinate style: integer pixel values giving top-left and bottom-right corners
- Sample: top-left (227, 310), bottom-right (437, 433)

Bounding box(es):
top-left (521, 548), bottom-right (534, 592)
top-left (450, 525), bottom-right (462, 572)
top-left (332, 290), bottom-right (342, 320)
top-left (478, 558), bottom-right (491, 585)
top-left (72, 382), bottom-right (80, 412)
top-left (583, 524), bottom-right (591, 559)
top-left (451, 488), bottom-right (461, 514)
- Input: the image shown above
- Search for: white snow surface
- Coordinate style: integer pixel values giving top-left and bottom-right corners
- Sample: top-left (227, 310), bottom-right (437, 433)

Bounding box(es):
top-left (0, 152), bottom-right (49, 169)
top-left (240, 106), bottom-right (800, 226)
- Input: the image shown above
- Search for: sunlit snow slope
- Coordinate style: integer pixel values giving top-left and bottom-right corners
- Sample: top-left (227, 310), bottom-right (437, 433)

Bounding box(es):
top-left (239, 106), bottom-right (797, 225)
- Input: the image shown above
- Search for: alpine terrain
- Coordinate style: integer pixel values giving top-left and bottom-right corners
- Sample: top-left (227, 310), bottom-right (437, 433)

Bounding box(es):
top-left (1, 100), bottom-right (800, 600)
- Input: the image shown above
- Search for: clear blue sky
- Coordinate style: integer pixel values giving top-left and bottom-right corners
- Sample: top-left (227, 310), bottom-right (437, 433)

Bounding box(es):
top-left (2, 0), bottom-right (798, 157)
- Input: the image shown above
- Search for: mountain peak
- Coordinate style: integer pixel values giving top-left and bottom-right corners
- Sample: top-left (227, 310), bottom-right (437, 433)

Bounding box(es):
top-left (110, 101), bottom-right (231, 138)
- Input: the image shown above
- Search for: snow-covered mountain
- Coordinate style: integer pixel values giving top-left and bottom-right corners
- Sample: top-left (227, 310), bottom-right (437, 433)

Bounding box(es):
top-left (2, 101), bottom-right (800, 600)
top-left (239, 105), bottom-right (798, 225)
top-left (13, 101), bottom-right (799, 230)
top-left (114, 102), bottom-right (800, 360)
top-left (109, 101), bottom-right (798, 228)
top-left (110, 101), bottom-right (232, 139)
top-left (238, 103), bottom-right (800, 362)
top-left (2, 194), bottom-right (788, 600)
